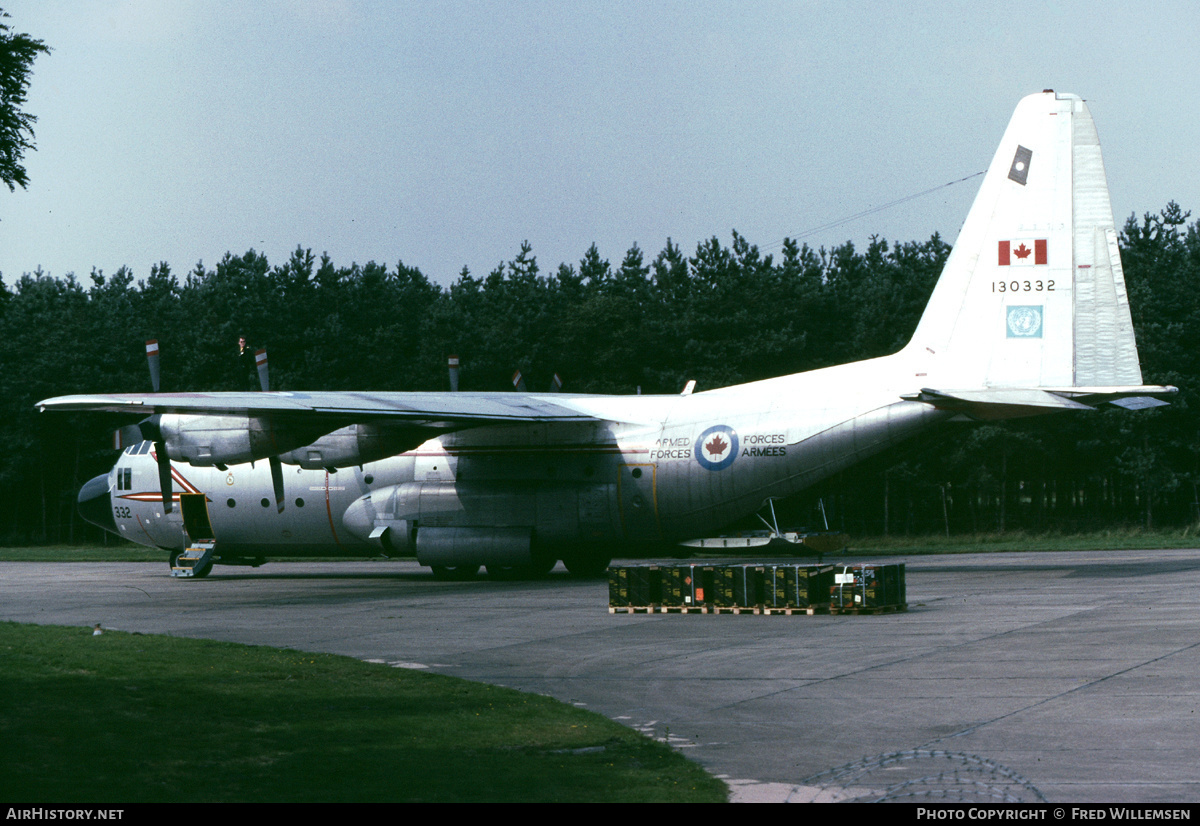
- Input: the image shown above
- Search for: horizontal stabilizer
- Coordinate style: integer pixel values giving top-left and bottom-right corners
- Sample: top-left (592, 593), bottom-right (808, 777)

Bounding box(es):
top-left (1038, 385), bottom-right (1178, 407)
top-left (1103, 396), bottom-right (1171, 411)
top-left (904, 385), bottom-right (1176, 420)
top-left (904, 388), bottom-right (1094, 419)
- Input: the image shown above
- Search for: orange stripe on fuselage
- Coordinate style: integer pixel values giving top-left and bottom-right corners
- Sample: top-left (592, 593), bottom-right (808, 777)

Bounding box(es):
top-left (133, 513), bottom-right (157, 544)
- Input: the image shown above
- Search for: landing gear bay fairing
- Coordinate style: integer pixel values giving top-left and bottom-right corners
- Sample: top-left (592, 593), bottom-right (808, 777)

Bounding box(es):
top-left (41, 92), bottom-right (1174, 578)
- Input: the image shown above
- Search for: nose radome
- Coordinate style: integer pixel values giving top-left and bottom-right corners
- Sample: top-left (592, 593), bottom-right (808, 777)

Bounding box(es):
top-left (78, 473), bottom-right (117, 534)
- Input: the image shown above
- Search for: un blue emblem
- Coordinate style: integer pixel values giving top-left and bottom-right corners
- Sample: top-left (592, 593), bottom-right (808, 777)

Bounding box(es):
top-left (1006, 305), bottom-right (1043, 338)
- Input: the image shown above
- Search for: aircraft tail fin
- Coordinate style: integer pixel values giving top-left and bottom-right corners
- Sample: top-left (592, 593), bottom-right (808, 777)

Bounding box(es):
top-left (903, 91), bottom-right (1150, 395)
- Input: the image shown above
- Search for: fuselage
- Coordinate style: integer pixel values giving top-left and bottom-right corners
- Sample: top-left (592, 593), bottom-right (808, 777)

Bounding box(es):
top-left (89, 351), bottom-right (947, 562)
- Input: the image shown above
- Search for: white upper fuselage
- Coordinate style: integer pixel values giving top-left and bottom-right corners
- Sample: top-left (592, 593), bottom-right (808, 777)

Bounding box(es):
top-left (107, 351), bottom-right (940, 556)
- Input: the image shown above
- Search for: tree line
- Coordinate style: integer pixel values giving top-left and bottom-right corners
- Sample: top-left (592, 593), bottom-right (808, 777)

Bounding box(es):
top-left (2, 202), bottom-right (1197, 544)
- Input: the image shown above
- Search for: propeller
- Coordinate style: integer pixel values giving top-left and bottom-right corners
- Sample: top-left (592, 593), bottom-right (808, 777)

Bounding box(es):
top-left (550, 373), bottom-right (562, 393)
top-left (117, 339), bottom-right (289, 515)
top-left (447, 354), bottom-right (459, 392)
top-left (140, 339), bottom-right (174, 514)
top-left (511, 370), bottom-right (526, 392)
top-left (254, 347), bottom-right (285, 513)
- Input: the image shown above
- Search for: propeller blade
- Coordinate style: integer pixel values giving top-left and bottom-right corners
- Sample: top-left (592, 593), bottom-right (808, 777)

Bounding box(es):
top-left (255, 348), bottom-right (270, 392)
top-left (269, 455), bottom-right (285, 514)
top-left (252, 347), bottom-right (283, 511)
top-left (447, 354), bottom-right (459, 392)
top-left (511, 370), bottom-right (526, 392)
top-left (143, 348), bottom-right (167, 512)
top-left (154, 441), bottom-right (173, 514)
top-left (550, 373), bottom-right (563, 393)
top-left (145, 340), bottom-right (161, 392)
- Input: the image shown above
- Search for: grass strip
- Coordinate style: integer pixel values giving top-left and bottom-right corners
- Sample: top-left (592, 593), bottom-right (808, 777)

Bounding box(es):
top-left (0, 621), bottom-right (727, 803)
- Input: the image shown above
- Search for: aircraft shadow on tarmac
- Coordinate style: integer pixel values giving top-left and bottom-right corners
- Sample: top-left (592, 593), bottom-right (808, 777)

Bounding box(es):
top-left (188, 566), bottom-right (592, 586)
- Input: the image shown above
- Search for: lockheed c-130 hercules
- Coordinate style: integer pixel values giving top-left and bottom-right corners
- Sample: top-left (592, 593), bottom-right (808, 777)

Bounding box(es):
top-left (39, 91), bottom-right (1175, 579)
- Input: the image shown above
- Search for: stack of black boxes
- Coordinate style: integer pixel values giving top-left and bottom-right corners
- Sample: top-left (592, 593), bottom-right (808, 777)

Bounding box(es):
top-left (609, 562), bottom-right (906, 614)
top-left (828, 564), bottom-right (906, 611)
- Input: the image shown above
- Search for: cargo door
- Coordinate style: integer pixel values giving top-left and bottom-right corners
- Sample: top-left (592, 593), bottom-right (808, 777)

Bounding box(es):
top-left (618, 463), bottom-right (660, 540)
top-left (179, 493), bottom-right (215, 543)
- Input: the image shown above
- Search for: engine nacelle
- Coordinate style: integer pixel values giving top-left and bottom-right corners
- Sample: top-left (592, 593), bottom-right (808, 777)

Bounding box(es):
top-left (276, 423), bottom-right (435, 469)
top-left (415, 526), bottom-right (533, 567)
top-left (155, 413), bottom-right (332, 467)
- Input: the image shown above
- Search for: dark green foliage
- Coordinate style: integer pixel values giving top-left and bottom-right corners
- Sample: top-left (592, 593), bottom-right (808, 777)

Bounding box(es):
top-left (1, 205), bottom-right (1196, 543)
top-left (0, 7), bottom-right (49, 190)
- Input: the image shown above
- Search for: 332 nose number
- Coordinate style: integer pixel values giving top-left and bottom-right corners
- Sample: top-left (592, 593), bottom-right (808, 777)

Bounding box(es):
top-left (993, 280), bottom-right (1054, 292)
top-left (114, 506), bottom-right (133, 519)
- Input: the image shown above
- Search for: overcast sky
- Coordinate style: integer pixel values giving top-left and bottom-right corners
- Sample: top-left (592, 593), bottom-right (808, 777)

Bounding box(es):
top-left (2, 1), bottom-right (1197, 289)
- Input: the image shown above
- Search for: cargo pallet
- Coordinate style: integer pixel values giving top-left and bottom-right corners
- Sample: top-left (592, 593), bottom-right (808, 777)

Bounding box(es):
top-left (608, 562), bottom-right (907, 615)
top-left (609, 603), bottom-right (908, 616)
top-left (829, 603), bottom-right (909, 616)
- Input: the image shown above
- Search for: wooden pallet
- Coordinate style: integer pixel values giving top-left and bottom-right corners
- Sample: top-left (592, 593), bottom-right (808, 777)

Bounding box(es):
top-left (762, 604), bottom-right (831, 616)
top-left (609, 603), bottom-right (836, 615)
top-left (828, 603), bottom-right (909, 615)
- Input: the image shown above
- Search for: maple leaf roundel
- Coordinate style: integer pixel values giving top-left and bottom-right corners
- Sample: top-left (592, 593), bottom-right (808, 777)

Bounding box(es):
top-left (694, 425), bottom-right (740, 471)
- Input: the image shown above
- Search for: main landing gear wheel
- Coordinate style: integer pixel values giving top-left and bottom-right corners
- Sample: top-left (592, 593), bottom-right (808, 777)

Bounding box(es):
top-left (431, 564), bottom-right (481, 581)
top-left (486, 555), bottom-right (557, 580)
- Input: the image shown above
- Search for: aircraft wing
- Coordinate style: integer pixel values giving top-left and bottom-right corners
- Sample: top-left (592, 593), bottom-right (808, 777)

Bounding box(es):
top-left (903, 386), bottom-right (1177, 420)
top-left (36, 391), bottom-right (602, 427)
top-left (37, 391), bottom-right (613, 512)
